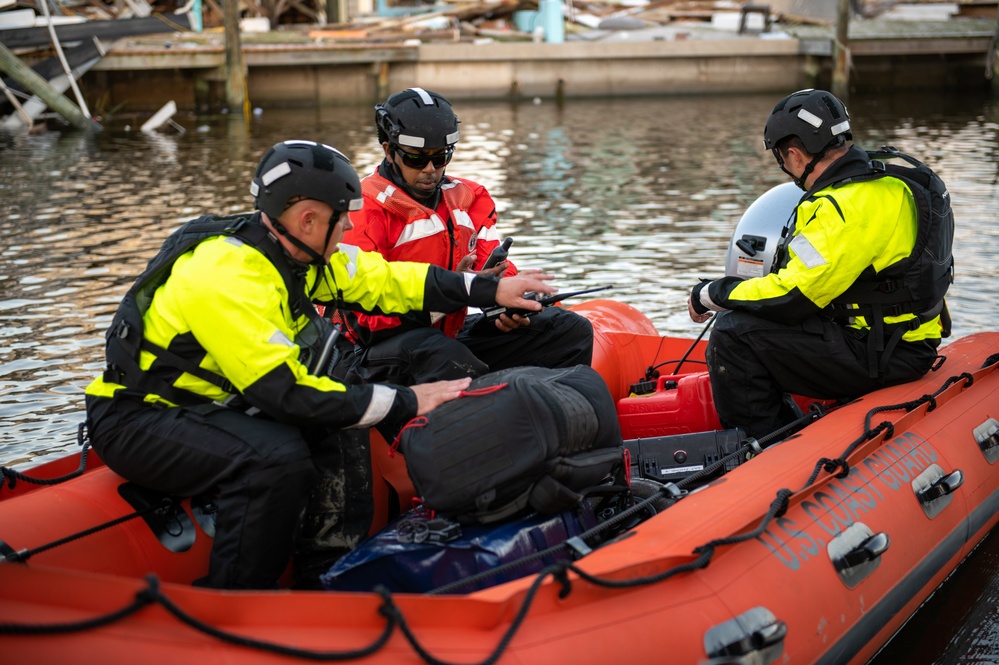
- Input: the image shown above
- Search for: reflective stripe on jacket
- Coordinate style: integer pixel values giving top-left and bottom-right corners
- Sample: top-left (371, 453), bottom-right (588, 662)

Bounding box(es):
top-left (696, 148), bottom-right (942, 343)
top-left (343, 168), bottom-right (514, 342)
top-left (86, 220), bottom-right (495, 429)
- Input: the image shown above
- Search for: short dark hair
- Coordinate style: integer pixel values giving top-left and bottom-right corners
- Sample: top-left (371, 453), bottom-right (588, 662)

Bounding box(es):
top-left (775, 134), bottom-right (807, 158)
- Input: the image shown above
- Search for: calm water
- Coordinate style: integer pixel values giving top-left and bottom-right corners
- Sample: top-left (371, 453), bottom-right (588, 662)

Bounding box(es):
top-left (1, 90), bottom-right (998, 661)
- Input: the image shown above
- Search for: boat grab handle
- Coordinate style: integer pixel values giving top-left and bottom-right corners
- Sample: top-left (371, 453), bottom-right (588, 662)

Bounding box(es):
top-left (838, 532), bottom-right (890, 570)
top-left (916, 470), bottom-right (964, 504)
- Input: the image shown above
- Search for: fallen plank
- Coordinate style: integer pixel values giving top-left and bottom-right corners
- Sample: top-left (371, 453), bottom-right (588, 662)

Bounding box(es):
top-left (0, 38), bottom-right (103, 114)
top-left (0, 12), bottom-right (193, 49)
top-left (0, 55), bottom-right (102, 129)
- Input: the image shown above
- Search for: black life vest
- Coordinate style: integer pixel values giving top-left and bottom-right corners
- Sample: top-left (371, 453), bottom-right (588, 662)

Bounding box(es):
top-left (101, 213), bottom-right (322, 407)
top-left (822, 147), bottom-right (954, 378)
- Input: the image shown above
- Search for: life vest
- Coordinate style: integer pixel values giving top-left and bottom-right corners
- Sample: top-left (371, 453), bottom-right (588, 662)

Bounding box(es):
top-left (348, 173), bottom-right (478, 340)
top-left (101, 214), bottom-right (333, 407)
top-left (778, 147), bottom-right (954, 378)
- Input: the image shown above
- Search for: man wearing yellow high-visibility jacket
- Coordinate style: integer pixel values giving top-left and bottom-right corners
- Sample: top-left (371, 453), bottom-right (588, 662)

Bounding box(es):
top-left (85, 140), bottom-right (557, 589)
top-left (688, 90), bottom-right (953, 440)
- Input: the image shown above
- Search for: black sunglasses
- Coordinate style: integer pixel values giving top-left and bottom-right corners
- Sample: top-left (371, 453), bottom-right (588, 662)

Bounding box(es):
top-left (395, 147), bottom-right (453, 170)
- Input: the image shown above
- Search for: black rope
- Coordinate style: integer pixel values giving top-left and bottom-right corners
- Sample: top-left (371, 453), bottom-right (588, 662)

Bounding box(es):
top-left (1, 426), bottom-right (91, 491)
top-left (0, 575), bottom-right (397, 661)
top-left (0, 581), bottom-right (155, 635)
top-left (5, 498), bottom-right (171, 563)
top-left (155, 577), bottom-right (396, 661)
top-left (377, 567), bottom-right (554, 665)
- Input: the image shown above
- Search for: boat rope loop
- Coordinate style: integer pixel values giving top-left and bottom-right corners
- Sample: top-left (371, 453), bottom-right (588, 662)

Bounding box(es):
top-left (0, 426), bottom-right (91, 492)
top-left (820, 458), bottom-right (851, 478)
top-left (376, 573), bottom-right (550, 665)
top-left (156, 577), bottom-right (397, 661)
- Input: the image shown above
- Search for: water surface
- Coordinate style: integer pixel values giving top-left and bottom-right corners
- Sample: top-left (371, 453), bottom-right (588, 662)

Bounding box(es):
top-left (1, 90), bottom-right (998, 662)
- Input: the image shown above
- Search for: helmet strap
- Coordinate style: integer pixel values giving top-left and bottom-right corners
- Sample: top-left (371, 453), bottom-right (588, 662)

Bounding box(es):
top-left (776, 146), bottom-right (826, 190)
top-left (381, 153), bottom-right (443, 208)
top-left (270, 218), bottom-right (329, 267)
top-left (795, 150), bottom-right (826, 189)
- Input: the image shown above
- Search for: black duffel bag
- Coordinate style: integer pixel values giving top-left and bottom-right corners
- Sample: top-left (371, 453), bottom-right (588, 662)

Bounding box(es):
top-left (398, 365), bottom-right (625, 524)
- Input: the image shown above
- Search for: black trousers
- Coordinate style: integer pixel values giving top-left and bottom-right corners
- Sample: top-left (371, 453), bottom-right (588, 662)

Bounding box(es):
top-left (85, 395), bottom-right (372, 589)
top-left (706, 311), bottom-right (940, 440)
top-left (336, 306), bottom-right (594, 386)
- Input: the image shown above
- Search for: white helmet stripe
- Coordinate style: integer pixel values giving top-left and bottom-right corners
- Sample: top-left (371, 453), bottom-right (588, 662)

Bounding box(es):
top-left (410, 87), bottom-right (434, 105)
top-left (830, 120), bottom-right (851, 136)
top-left (397, 133), bottom-right (425, 148)
top-left (797, 108), bottom-right (823, 128)
top-left (261, 162), bottom-right (291, 186)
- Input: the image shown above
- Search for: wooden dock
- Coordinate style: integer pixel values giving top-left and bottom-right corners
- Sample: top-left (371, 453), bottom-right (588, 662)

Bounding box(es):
top-left (10, 12), bottom-right (999, 114)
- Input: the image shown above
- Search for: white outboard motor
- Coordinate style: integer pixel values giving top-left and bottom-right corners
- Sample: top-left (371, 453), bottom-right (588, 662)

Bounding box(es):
top-left (725, 182), bottom-right (802, 278)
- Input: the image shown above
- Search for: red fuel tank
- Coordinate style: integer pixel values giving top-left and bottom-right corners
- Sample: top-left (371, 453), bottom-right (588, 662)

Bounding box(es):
top-left (616, 372), bottom-right (722, 439)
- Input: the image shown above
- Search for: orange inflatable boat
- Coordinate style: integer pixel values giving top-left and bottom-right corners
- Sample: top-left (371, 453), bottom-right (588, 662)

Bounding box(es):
top-left (2, 299), bottom-right (998, 665)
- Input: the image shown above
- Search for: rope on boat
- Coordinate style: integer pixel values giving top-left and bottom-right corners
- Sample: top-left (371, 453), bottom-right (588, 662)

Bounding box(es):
top-left (0, 581), bottom-right (156, 635)
top-left (154, 575), bottom-right (398, 661)
top-left (0, 362), bottom-right (994, 665)
top-left (0, 425), bottom-right (92, 491)
top-left (3, 498), bottom-right (173, 564)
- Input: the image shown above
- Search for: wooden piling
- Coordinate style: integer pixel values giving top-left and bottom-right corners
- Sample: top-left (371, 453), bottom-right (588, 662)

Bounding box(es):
top-left (991, 12), bottom-right (999, 95)
top-left (0, 41), bottom-right (100, 131)
top-left (832, 0), bottom-right (851, 100)
top-left (223, 0), bottom-right (246, 114)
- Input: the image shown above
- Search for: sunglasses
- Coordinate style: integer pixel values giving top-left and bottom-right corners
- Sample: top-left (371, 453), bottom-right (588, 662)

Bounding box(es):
top-left (395, 147), bottom-right (453, 170)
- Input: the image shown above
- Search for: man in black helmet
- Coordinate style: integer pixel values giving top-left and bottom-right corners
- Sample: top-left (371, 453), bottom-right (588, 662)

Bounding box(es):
top-left (84, 139), bottom-right (559, 589)
top-left (333, 87), bottom-right (594, 386)
top-left (688, 89), bottom-right (952, 440)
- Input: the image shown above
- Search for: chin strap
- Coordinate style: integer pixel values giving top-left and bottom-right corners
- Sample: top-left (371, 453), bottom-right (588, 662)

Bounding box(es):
top-left (774, 147), bottom-right (828, 189)
top-left (383, 155), bottom-right (444, 207)
top-left (270, 218), bottom-right (328, 267)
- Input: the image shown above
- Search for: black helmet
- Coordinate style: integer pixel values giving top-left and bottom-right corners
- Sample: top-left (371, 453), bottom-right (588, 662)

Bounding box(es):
top-left (763, 89), bottom-right (852, 155)
top-left (250, 140), bottom-right (362, 220)
top-left (375, 88), bottom-right (460, 150)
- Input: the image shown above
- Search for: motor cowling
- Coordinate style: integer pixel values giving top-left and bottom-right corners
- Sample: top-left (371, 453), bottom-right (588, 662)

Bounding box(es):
top-left (724, 182), bottom-right (801, 278)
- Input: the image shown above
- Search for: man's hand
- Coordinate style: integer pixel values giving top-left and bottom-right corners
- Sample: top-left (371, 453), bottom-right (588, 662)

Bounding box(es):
top-left (411, 377), bottom-right (472, 415)
top-left (495, 269), bottom-right (555, 313)
top-left (458, 253), bottom-right (507, 277)
top-left (688, 295), bottom-right (713, 324)
top-left (493, 312), bottom-right (530, 332)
